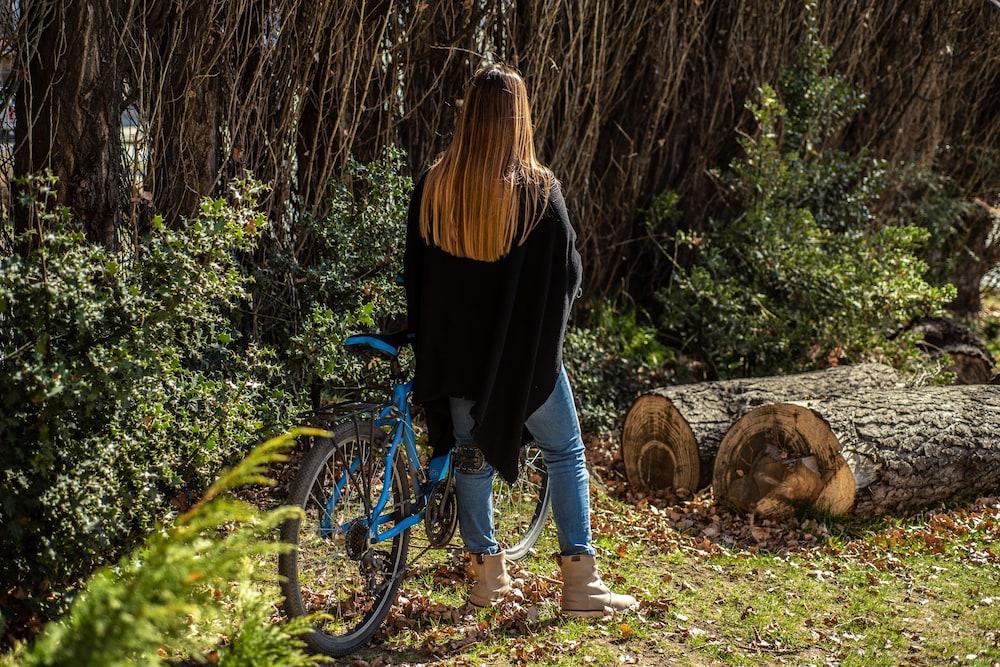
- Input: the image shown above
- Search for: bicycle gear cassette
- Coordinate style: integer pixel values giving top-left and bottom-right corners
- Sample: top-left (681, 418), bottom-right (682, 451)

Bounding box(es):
top-left (344, 518), bottom-right (370, 560)
top-left (424, 478), bottom-right (458, 547)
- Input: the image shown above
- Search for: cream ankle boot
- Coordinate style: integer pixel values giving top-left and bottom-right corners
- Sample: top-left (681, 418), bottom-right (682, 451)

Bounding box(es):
top-left (467, 551), bottom-right (512, 607)
top-left (557, 554), bottom-right (639, 617)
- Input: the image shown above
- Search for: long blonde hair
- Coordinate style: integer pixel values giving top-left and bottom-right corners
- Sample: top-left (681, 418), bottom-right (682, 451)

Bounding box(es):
top-left (419, 64), bottom-right (554, 261)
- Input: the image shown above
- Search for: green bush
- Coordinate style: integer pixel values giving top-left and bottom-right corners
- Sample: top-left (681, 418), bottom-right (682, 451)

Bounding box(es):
top-left (884, 163), bottom-right (976, 290)
top-left (0, 175), bottom-right (298, 623)
top-left (564, 303), bottom-right (673, 436)
top-left (654, 4), bottom-right (953, 379)
top-left (267, 147), bottom-right (414, 390)
top-left (1, 431), bottom-right (329, 667)
top-left (980, 292), bottom-right (1000, 361)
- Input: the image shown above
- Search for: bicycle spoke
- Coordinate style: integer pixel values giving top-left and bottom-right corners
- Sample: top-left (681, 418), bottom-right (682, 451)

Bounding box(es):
top-left (307, 481), bottom-right (329, 512)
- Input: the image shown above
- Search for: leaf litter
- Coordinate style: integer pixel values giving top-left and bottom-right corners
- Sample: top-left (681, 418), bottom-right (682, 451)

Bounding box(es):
top-left (305, 435), bottom-right (1000, 664)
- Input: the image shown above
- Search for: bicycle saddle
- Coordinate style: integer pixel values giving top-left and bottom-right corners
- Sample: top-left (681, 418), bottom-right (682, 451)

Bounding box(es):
top-left (343, 330), bottom-right (415, 359)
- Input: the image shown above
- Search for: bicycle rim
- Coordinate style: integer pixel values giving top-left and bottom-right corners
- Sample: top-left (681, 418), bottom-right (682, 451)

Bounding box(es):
top-left (279, 420), bottom-right (411, 656)
top-left (492, 442), bottom-right (550, 561)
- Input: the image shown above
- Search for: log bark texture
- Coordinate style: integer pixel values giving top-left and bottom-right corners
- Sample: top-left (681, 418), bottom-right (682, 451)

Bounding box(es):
top-left (713, 385), bottom-right (1000, 517)
top-left (621, 363), bottom-right (903, 494)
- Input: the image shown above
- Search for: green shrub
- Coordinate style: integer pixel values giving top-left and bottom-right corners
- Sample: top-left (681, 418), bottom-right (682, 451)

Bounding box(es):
top-left (266, 147), bottom-right (413, 389)
top-left (0, 175), bottom-right (299, 623)
top-left (884, 163), bottom-right (976, 290)
top-left (1, 431), bottom-right (329, 667)
top-left (564, 303), bottom-right (673, 435)
top-left (981, 291), bottom-right (1000, 361)
top-left (654, 3), bottom-right (953, 379)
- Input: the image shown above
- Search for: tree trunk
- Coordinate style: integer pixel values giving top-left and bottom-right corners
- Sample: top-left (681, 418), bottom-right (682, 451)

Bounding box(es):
top-left (142, 0), bottom-right (222, 225)
top-left (947, 204), bottom-right (1000, 317)
top-left (13, 0), bottom-right (124, 249)
top-left (620, 363), bottom-right (903, 495)
top-left (712, 385), bottom-right (1000, 518)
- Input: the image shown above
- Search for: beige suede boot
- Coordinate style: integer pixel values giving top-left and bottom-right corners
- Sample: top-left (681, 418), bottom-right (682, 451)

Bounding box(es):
top-left (557, 554), bottom-right (639, 617)
top-left (467, 551), bottom-right (512, 607)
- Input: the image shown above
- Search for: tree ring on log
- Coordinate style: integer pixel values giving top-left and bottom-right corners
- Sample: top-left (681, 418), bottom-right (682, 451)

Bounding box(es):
top-left (621, 394), bottom-right (699, 494)
top-left (713, 403), bottom-right (854, 518)
top-left (637, 439), bottom-right (675, 490)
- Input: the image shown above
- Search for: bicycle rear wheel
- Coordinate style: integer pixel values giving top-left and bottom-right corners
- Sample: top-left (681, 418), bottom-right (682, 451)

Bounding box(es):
top-left (492, 441), bottom-right (550, 561)
top-left (279, 420), bottom-right (412, 657)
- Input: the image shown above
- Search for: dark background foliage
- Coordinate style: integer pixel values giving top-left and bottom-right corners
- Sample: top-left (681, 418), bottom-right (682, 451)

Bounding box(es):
top-left (1, 1), bottom-right (998, 311)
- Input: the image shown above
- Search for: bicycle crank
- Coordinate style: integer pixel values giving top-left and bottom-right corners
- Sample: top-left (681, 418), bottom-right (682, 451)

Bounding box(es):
top-left (424, 475), bottom-right (457, 547)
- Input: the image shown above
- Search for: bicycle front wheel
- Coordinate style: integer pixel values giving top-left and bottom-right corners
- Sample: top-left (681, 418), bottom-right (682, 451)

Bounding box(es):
top-left (492, 441), bottom-right (550, 561)
top-left (279, 420), bottom-right (412, 657)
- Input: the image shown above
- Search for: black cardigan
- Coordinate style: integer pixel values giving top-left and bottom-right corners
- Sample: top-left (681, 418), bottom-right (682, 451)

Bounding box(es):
top-left (403, 173), bottom-right (583, 484)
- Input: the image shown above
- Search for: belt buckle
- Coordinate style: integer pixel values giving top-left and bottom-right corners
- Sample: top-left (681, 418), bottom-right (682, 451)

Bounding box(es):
top-left (453, 443), bottom-right (486, 474)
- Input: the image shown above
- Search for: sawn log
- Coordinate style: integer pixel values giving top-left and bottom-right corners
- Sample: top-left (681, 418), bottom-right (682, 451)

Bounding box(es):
top-left (620, 364), bottom-right (903, 494)
top-left (712, 385), bottom-right (1000, 517)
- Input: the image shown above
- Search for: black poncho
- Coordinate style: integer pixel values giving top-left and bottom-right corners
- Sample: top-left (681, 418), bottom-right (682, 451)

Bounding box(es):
top-left (403, 172), bottom-right (583, 484)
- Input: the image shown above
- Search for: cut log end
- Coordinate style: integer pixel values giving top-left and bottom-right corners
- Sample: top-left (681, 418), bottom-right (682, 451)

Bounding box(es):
top-left (621, 394), bottom-right (699, 494)
top-left (713, 404), bottom-right (855, 518)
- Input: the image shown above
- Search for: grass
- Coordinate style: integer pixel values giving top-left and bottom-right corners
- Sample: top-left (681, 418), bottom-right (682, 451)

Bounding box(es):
top-left (320, 480), bottom-right (1000, 666)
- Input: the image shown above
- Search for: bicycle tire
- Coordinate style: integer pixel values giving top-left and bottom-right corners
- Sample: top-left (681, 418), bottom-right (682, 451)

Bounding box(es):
top-left (279, 420), bottom-right (412, 657)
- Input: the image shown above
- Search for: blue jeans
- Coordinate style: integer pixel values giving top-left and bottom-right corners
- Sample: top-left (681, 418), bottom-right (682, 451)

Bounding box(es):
top-left (449, 365), bottom-right (595, 557)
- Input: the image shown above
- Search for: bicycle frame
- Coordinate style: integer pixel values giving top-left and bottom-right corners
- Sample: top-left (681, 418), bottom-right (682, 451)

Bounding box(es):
top-left (319, 377), bottom-right (452, 545)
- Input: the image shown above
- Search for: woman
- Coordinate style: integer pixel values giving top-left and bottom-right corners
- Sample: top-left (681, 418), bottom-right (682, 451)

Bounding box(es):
top-left (404, 64), bottom-right (637, 617)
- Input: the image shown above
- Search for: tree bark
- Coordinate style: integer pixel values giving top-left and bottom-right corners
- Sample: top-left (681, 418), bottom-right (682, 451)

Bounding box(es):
top-left (142, 0), bottom-right (222, 224)
top-left (620, 363), bottom-right (903, 495)
top-left (13, 0), bottom-right (124, 249)
top-left (713, 385), bottom-right (1000, 518)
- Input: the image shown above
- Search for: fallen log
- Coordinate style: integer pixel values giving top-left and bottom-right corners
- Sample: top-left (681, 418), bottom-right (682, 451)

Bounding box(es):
top-left (896, 316), bottom-right (999, 384)
top-left (712, 385), bottom-right (1000, 518)
top-left (620, 363), bottom-right (903, 495)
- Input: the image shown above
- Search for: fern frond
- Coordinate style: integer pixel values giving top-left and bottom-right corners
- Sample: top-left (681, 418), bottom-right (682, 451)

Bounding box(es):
top-left (180, 427), bottom-right (330, 523)
top-left (6, 431), bottom-right (326, 666)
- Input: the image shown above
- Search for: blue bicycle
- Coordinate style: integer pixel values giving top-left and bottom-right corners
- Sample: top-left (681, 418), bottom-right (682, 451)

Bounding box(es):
top-left (279, 330), bottom-right (551, 656)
